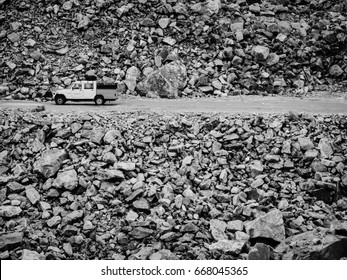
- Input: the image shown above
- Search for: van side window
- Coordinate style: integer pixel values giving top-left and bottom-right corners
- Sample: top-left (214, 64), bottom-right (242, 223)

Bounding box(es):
top-left (72, 83), bottom-right (82, 90)
top-left (84, 83), bottom-right (94, 90)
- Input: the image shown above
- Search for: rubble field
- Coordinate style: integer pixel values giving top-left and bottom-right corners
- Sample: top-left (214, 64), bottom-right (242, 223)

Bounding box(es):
top-left (0, 0), bottom-right (347, 100)
top-left (0, 108), bottom-right (347, 260)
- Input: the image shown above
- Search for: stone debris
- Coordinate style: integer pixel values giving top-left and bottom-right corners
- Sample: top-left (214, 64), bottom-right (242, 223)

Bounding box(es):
top-left (1, 0), bottom-right (346, 100)
top-left (247, 243), bottom-right (272, 260)
top-left (33, 149), bottom-right (68, 178)
top-left (22, 249), bottom-right (46, 260)
top-left (245, 209), bottom-right (286, 243)
top-left (0, 108), bottom-right (346, 260)
top-left (140, 61), bottom-right (187, 98)
top-left (0, 232), bottom-right (23, 251)
top-left (0, 206), bottom-right (22, 218)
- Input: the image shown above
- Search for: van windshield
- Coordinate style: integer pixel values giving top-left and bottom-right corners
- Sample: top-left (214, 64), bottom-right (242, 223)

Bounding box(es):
top-left (72, 83), bottom-right (82, 90)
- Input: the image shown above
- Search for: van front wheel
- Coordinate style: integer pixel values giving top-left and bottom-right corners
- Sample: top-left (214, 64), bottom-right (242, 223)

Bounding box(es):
top-left (94, 95), bottom-right (105, 105)
top-left (55, 95), bottom-right (66, 105)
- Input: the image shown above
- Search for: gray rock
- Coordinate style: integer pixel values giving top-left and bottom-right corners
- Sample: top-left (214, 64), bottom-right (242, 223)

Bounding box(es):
top-left (0, 206), bottom-right (22, 218)
top-left (205, 0), bottom-right (222, 15)
top-left (77, 15), bottom-right (90, 30)
top-left (248, 243), bottom-right (271, 260)
top-left (149, 249), bottom-right (179, 260)
top-left (249, 160), bottom-right (264, 177)
top-left (158, 18), bottom-right (170, 29)
top-left (63, 243), bottom-right (73, 256)
top-left (318, 138), bottom-right (333, 159)
top-left (54, 169), bottom-right (78, 190)
top-left (130, 227), bottom-right (154, 239)
top-left (131, 247), bottom-right (154, 260)
top-left (83, 220), bottom-right (94, 231)
top-left (266, 53), bottom-right (280, 66)
top-left (141, 61), bottom-right (187, 98)
top-left (276, 229), bottom-right (347, 260)
top-left (329, 65), bottom-right (344, 77)
top-left (25, 186), bottom-right (40, 205)
top-left (0, 232), bottom-right (23, 251)
top-left (331, 221), bottom-right (347, 236)
top-left (173, 3), bottom-right (188, 15)
top-left (227, 220), bottom-right (243, 232)
top-left (298, 137), bottom-right (314, 150)
top-left (180, 222), bottom-right (199, 233)
top-left (207, 239), bottom-right (246, 254)
top-left (22, 249), bottom-right (45, 260)
top-left (7, 182), bottom-right (25, 192)
top-left (33, 149), bottom-right (68, 178)
top-left (210, 219), bottom-right (228, 241)
top-left (125, 66), bottom-right (141, 92)
top-left (125, 210), bottom-right (138, 222)
top-left (133, 198), bottom-right (150, 211)
top-left (7, 32), bottom-right (20, 42)
top-left (90, 128), bottom-right (105, 144)
top-left (62, 225), bottom-right (78, 237)
top-left (103, 130), bottom-right (121, 144)
top-left (98, 169), bottom-right (125, 181)
top-left (245, 209), bottom-right (285, 243)
top-left (111, 253), bottom-right (126, 260)
top-left (47, 216), bottom-right (61, 227)
top-left (63, 210), bottom-right (84, 224)
top-left (116, 162), bottom-right (136, 171)
top-left (253, 46), bottom-right (270, 60)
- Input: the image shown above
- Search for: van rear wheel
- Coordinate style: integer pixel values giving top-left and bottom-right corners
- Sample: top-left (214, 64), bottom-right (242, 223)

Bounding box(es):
top-left (55, 95), bottom-right (66, 105)
top-left (94, 95), bottom-right (105, 105)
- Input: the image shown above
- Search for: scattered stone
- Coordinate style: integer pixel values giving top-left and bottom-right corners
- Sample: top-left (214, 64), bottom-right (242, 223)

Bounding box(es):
top-left (0, 108), bottom-right (347, 260)
top-left (47, 216), bottom-right (61, 227)
top-left (25, 186), bottom-right (40, 205)
top-left (298, 138), bottom-right (314, 151)
top-left (158, 18), bottom-right (170, 29)
top-left (245, 209), bottom-right (285, 243)
top-left (33, 149), bottom-right (68, 178)
top-left (149, 249), bottom-right (179, 260)
top-left (0, 232), bottom-right (23, 251)
top-left (22, 249), bottom-right (45, 260)
top-left (207, 240), bottom-right (246, 255)
top-left (210, 219), bottom-right (228, 241)
top-left (54, 169), bottom-right (78, 190)
top-left (318, 138), bottom-right (333, 159)
top-left (130, 227), bottom-right (154, 239)
top-left (253, 46), bottom-right (270, 61)
top-left (0, 206), bottom-right (22, 218)
top-left (248, 243), bottom-right (271, 260)
top-left (125, 66), bottom-right (141, 92)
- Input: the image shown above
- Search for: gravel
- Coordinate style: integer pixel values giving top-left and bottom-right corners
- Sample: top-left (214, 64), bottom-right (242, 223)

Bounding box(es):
top-left (0, 107), bottom-right (347, 259)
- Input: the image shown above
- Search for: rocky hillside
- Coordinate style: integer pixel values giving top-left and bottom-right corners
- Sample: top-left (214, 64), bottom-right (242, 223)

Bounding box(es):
top-left (0, 108), bottom-right (347, 259)
top-left (0, 0), bottom-right (347, 99)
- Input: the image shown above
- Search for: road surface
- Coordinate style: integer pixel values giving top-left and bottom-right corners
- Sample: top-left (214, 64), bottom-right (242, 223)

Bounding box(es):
top-left (0, 96), bottom-right (346, 114)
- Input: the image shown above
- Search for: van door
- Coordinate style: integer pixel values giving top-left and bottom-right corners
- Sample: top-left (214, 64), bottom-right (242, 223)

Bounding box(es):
top-left (69, 82), bottom-right (83, 100)
top-left (83, 82), bottom-right (95, 99)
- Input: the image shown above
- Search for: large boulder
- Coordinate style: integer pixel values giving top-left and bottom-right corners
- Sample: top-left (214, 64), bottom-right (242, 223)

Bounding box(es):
top-left (276, 228), bottom-right (347, 260)
top-left (0, 232), bottom-right (23, 251)
top-left (125, 66), bottom-right (141, 92)
top-left (33, 149), bottom-right (68, 178)
top-left (140, 61), bottom-right (187, 98)
top-left (245, 209), bottom-right (285, 243)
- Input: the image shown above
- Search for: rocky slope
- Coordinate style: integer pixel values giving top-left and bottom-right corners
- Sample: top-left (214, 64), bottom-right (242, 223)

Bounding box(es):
top-left (0, 0), bottom-right (347, 100)
top-left (0, 107), bottom-right (347, 260)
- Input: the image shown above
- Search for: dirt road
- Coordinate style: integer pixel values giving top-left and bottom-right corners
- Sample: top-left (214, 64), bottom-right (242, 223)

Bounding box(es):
top-left (0, 96), bottom-right (347, 114)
